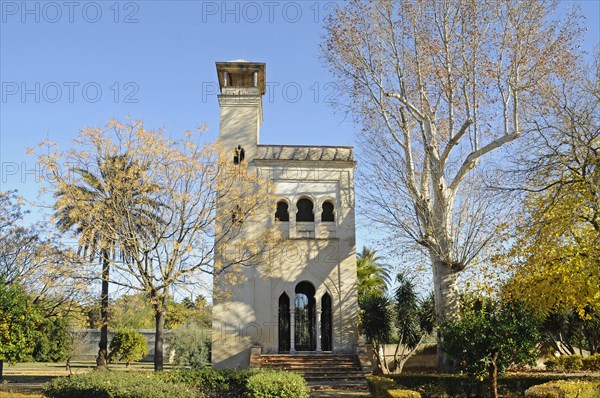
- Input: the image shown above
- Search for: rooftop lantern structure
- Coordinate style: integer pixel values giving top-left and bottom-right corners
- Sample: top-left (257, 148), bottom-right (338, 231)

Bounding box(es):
top-left (216, 60), bottom-right (266, 96)
top-left (215, 59), bottom-right (267, 165)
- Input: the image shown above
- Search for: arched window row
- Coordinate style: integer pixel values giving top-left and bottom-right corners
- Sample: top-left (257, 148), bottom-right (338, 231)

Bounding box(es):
top-left (274, 198), bottom-right (335, 223)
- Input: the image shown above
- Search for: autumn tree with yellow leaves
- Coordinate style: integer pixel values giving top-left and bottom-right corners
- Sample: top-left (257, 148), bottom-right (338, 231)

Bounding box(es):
top-left (34, 119), bottom-right (280, 371)
top-left (495, 58), bottom-right (600, 318)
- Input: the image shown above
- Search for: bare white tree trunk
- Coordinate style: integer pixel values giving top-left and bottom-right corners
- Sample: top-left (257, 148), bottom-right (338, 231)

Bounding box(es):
top-left (432, 257), bottom-right (460, 371)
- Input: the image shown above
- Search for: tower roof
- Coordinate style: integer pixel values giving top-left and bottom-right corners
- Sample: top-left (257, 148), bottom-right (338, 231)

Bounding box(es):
top-left (216, 61), bottom-right (266, 95)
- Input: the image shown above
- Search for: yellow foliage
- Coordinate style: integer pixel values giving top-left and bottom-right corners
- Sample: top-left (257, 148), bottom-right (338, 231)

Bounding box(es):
top-left (31, 118), bottom-right (284, 299)
top-left (496, 180), bottom-right (600, 316)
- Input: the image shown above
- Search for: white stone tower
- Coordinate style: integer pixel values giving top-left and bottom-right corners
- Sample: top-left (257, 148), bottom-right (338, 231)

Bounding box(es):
top-left (212, 60), bottom-right (359, 369)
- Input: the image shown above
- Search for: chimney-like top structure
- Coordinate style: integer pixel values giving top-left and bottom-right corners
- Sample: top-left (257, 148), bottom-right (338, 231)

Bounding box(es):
top-left (216, 60), bottom-right (266, 162)
top-left (216, 60), bottom-right (266, 96)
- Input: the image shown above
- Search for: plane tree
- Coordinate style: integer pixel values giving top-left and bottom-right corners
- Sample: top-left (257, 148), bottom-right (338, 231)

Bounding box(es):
top-left (322, 0), bottom-right (584, 369)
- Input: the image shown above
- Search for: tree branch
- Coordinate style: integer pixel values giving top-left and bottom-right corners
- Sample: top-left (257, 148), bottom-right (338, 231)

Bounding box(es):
top-left (441, 118), bottom-right (473, 166)
top-left (449, 131), bottom-right (520, 193)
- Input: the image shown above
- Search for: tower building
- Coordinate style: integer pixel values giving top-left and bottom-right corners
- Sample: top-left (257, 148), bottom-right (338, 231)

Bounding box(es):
top-left (212, 60), bottom-right (359, 368)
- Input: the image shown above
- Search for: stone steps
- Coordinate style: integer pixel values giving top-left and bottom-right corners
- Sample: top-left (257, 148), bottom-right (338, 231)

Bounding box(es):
top-left (260, 354), bottom-right (370, 383)
top-left (265, 365), bottom-right (367, 372)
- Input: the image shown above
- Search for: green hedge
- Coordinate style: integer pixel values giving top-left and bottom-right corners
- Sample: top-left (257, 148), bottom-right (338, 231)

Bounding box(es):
top-left (525, 380), bottom-right (600, 398)
top-left (160, 368), bottom-right (307, 398)
top-left (44, 368), bottom-right (309, 398)
top-left (246, 370), bottom-right (308, 398)
top-left (367, 376), bottom-right (398, 397)
top-left (386, 389), bottom-right (422, 398)
top-left (42, 371), bottom-right (197, 398)
top-left (367, 376), bottom-right (421, 398)
top-left (546, 354), bottom-right (600, 372)
top-left (388, 373), bottom-right (600, 398)
top-left (158, 368), bottom-right (252, 397)
top-left (583, 355), bottom-right (600, 372)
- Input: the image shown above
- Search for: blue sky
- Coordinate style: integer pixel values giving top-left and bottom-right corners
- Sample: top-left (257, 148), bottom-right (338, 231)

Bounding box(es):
top-left (1, 0), bottom-right (599, 251)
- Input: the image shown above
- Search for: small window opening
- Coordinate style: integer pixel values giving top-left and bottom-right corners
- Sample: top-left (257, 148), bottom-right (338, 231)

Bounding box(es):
top-left (322, 201), bottom-right (335, 222)
top-left (233, 145), bottom-right (245, 165)
top-left (296, 198), bottom-right (314, 222)
top-left (275, 201), bottom-right (289, 222)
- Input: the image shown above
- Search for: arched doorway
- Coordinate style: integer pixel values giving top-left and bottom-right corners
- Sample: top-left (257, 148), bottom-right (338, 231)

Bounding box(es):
top-left (278, 293), bottom-right (290, 352)
top-left (321, 293), bottom-right (333, 351)
top-left (295, 282), bottom-right (316, 351)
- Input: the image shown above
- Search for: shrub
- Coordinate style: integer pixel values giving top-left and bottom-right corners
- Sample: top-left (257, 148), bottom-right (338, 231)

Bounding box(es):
top-left (390, 374), bottom-right (480, 397)
top-left (109, 329), bottom-right (149, 367)
top-left (545, 357), bottom-right (560, 371)
top-left (42, 371), bottom-right (197, 398)
top-left (546, 355), bottom-right (591, 372)
top-left (167, 322), bottom-right (211, 369)
top-left (158, 368), bottom-right (227, 393)
top-left (246, 370), bottom-right (309, 398)
top-left (386, 389), bottom-right (421, 398)
top-left (388, 373), bottom-right (600, 398)
top-left (525, 380), bottom-right (600, 398)
top-left (0, 280), bottom-right (43, 370)
top-left (560, 355), bottom-right (584, 372)
top-left (367, 376), bottom-right (401, 398)
top-left (367, 376), bottom-right (421, 398)
top-left (215, 369), bottom-right (254, 397)
top-left (159, 368), bottom-right (250, 398)
top-left (441, 300), bottom-right (540, 398)
top-left (582, 354), bottom-right (600, 372)
top-left (33, 317), bottom-right (71, 363)
top-left (160, 368), bottom-right (306, 398)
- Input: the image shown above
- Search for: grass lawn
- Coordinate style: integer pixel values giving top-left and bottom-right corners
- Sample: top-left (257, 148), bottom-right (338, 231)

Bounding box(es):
top-left (0, 360), bottom-right (166, 394)
top-left (4, 360), bottom-right (159, 376)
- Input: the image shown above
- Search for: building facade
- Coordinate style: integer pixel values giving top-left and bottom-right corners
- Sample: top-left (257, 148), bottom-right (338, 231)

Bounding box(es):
top-left (212, 60), bottom-right (359, 369)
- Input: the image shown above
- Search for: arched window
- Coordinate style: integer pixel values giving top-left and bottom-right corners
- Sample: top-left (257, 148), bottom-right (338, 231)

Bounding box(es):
top-left (233, 145), bottom-right (245, 165)
top-left (296, 198), bottom-right (314, 222)
top-left (278, 293), bottom-right (290, 352)
top-left (321, 201), bottom-right (335, 222)
top-left (321, 293), bottom-right (332, 351)
top-left (275, 201), bottom-right (289, 222)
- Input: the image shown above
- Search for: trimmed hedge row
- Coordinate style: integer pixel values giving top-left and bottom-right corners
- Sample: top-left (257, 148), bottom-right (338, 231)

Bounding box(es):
top-left (158, 368), bottom-right (252, 397)
top-left (42, 371), bottom-right (197, 398)
top-left (525, 380), bottom-right (600, 398)
top-left (545, 354), bottom-right (600, 372)
top-left (246, 370), bottom-right (309, 398)
top-left (367, 376), bottom-right (421, 398)
top-left (387, 373), bottom-right (600, 398)
top-left (43, 368), bottom-right (309, 398)
top-left (386, 390), bottom-right (422, 398)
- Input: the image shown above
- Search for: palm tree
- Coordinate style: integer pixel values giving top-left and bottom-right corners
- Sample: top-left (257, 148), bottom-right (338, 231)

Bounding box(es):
top-left (356, 246), bottom-right (392, 300)
top-left (55, 154), bottom-right (159, 369)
